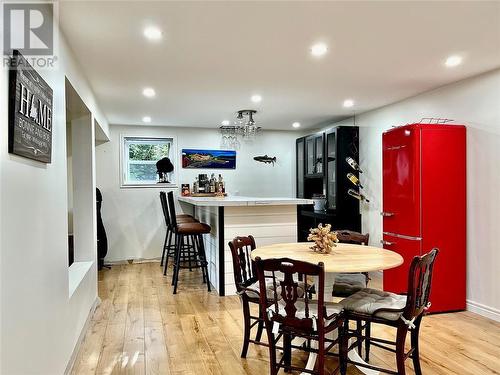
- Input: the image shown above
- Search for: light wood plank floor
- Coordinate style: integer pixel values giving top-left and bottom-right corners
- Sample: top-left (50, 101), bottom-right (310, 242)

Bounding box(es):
top-left (71, 262), bottom-right (500, 375)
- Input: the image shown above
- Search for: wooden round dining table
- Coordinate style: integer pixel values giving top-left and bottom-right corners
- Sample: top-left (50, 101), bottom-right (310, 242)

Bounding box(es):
top-left (251, 242), bottom-right (403, 273)
top-left (251, 241), bottom-right (403, 375)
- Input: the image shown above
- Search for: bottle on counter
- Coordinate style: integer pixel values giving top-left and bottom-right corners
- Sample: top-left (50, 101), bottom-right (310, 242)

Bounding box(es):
top-left (210, 173), bottom-right (216, 193)
top-left (218, 174), bottom-right (225, 193)
top-left (198, 176), bottom-right (205, 193)
top-left (193, 177), bottom-right (199, 194)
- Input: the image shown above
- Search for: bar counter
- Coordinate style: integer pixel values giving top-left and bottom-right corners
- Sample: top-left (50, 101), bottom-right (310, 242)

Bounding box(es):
top-left (178, 196), bottom-right (313, 295)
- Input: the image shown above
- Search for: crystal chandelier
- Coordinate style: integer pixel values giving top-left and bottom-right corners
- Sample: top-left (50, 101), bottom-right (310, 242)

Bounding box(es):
top-left (220, 109), bottom-right (261, 149)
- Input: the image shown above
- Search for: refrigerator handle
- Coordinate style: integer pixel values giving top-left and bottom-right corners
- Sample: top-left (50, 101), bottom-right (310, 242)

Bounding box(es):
top-left (381, 211), bottom-right (395, 217)
top-left (381, 239), bottom-right (395, 246)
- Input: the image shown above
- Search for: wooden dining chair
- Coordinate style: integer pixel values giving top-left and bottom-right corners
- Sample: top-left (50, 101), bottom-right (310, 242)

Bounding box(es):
top-left (229, 236), bottom-right (315, 358)
top-left (339, 248), bottom-right (439, 375)
top-left (255, 257), bottom-right (345, 375)
top-left (228, 236), bottom-right (267, 357)
top-left (332, 230), bottom-right (370, 297)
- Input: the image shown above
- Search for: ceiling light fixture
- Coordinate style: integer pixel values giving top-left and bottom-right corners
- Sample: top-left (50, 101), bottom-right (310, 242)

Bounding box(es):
top-left (292, 122), bottom-right (301, 128)
top-left (311, 42), bottom-right (328, 57)
top-left (251, 94), bottom-right (262, 103)
top-left (142, 87), bottom-right (156, 98)
top-left (143, 26), bottom-right (162, 41)
top-left (343, 99), bottom-right (354, 108)
top-left (445, 55), bottom-right (463, 68)
top-left (221, 120), bottom-right (230, 126)
top-left (142, 116), bottom-right (152, 123)
top-left (219, 109), bottom-right (261, 147)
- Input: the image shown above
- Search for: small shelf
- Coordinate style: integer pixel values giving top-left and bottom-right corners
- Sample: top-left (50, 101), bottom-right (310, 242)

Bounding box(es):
top-left (305, 174), bottom-right (324, 179)
top-left (300, 210), bottom-right (336, 219)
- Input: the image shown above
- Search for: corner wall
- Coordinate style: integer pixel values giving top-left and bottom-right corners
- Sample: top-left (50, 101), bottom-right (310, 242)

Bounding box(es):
top-left (333, 68), bottom-right (500, 321)
top-left (96, 124), bottom-right (298, 261)
top-left (0, 32), bottom-right (109, 375)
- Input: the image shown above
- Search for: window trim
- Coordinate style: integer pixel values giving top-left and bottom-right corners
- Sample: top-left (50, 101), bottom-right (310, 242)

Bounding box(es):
top-left (119, 134), bottom-right (178, 188)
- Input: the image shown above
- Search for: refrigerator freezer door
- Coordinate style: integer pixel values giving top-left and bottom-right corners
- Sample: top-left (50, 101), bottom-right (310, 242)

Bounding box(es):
top-left (382, 126), bottom-right (421, 237)
top-left (382, 233), bottom-right (422, 294)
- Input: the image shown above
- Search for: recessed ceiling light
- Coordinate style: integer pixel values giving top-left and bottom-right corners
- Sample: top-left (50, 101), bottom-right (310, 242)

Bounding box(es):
top-left (292, 122), bottom-right (301, 128)
top-left (142, 87), bottom-right (156, 98)
top-left (310, 42), bottom-right (328, 57)
top-left (343, 99), bottom-right (354, 108)
top-left (445, 55), bottom-right (463, 68)
top-left (142, 116), bottom-right (152, 123)
top-left (143, 26), bottom-right (162, 41)
top-left (221, 120), bottom-right (230, 126)
top-left (251, 94), bottom-right (262, 103)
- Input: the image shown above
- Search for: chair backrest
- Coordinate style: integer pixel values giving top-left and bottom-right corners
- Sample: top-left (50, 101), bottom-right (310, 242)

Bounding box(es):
top-left (255, 257), bottom-right (325, 335)
top-left (228, 236), bottom-right (257, 293)
top-left (167, 191), bottom-right (178, 228)
top-left (335, 229), bottom-right (369, 245)
top-left (159, 192), bottom-right (171, 227)
top-left (403, 248), bottom-right (439, 319)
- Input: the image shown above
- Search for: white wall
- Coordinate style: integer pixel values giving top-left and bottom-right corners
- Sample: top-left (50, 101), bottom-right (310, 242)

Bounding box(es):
top-left (332, 68), bottom-right (500, 321)
top-left (96, 124), bottom-right (298, 261)
top-left (0, 32), bottom-right (109, 375)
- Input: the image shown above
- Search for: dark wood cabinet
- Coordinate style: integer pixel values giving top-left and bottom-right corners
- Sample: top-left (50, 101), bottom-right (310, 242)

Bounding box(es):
top-left (296, 126), bottom-right (361, 241)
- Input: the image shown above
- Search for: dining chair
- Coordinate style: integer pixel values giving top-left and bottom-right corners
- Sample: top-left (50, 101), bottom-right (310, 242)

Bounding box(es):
top-left (332, 230), bottom-right (370, 297)
top-left (255, 257), bottom-right (345, 375)
top-left (229, 235), bottom-right (311, 358)
top-left (228, 236), bottom-right (267, 357)
top-left (339, 248), bottom-right (439, 375)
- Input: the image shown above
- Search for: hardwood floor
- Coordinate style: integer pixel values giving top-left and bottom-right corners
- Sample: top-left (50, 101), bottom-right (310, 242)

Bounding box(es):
top-left (71, 263), bottom-right (500, 375)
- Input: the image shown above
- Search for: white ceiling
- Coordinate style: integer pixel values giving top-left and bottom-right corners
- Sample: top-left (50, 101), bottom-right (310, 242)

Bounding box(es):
top-left (59, 1), bottom-right (500, 130)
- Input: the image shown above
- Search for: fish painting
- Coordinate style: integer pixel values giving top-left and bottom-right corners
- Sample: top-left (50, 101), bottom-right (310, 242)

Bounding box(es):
top-left (254, 155), bottom-right (277, 165)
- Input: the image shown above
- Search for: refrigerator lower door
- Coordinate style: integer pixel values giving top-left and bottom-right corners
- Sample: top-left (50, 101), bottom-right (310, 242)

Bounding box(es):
top-left (382, 233), bottom-right (422, 294)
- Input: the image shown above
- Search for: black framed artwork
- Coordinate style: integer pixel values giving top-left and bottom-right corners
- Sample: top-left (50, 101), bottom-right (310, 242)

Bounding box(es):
top-left (8, 50), bottom-right (53, 163)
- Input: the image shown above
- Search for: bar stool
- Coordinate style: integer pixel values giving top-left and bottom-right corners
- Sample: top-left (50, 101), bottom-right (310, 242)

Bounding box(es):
top-left (167, 191), bottom-right (211, 294)
top-left (159, 192), bottom-right (197, 276)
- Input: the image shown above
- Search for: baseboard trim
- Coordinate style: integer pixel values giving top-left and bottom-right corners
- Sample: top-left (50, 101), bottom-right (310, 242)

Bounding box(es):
top-left (64, 296), bottom-right (101, 375)
top-left (105, 257), bottom-right (161, 265)
top-left (466, 299), bottom-right (500, 322)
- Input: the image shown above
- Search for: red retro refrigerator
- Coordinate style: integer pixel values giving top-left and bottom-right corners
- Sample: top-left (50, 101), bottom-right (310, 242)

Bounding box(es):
top-left (382, 123), bottom-right (466, 313)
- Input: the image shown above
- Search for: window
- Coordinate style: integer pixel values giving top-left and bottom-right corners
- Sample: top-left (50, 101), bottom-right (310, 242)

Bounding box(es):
top-left (121, 136), bottom-right (176, 187)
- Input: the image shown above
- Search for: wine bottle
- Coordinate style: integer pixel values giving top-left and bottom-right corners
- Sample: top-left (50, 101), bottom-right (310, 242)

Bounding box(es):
top-left (346, 157), bottom-right (363, 173)
top-left (348, 188), bottom-right (370, 202)
top-left (347, 173), bottom-right (363, 188)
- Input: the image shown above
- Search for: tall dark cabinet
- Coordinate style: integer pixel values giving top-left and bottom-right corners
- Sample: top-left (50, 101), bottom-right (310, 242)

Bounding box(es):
top-left (296, 126), bottom-right (361, 241)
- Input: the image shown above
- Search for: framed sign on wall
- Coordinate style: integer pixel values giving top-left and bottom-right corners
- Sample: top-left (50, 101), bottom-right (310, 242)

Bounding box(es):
top-left (8, 50), bottom-right (53, 163)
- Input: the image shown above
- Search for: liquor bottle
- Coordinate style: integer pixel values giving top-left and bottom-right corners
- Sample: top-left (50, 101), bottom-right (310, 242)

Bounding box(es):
top-left (193, 177), bottom-right (199, 194)
top-left (218, 174), bottom-right (225, 193)
top-left (210, 174), bottom-right (216, 193)
top-left (346, 157), bottom-right (363, 173)
top-left (347, 173), bottom-right (363, 188)
top-left (348, 188), bottom-right (370, 202)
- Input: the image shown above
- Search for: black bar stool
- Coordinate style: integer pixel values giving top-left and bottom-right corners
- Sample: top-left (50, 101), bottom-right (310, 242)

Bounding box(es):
top-left (159, 192), bottom-right (197, 276)
top-left (167, 191), bottom-right (211, 294)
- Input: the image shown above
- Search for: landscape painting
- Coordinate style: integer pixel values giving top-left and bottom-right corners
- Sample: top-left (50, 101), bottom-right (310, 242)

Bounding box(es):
top-left (182, 149), bottom-right (236, 169)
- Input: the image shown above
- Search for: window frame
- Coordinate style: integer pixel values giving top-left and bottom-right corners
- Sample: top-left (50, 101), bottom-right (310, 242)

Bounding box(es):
top-left (119, 134), bottom-right (178, 188)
